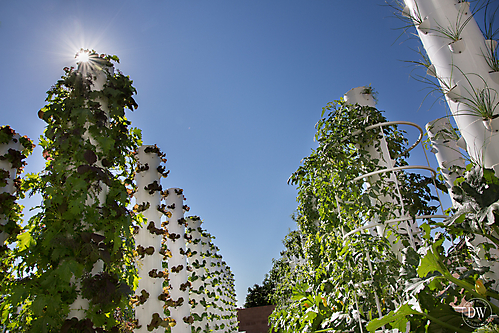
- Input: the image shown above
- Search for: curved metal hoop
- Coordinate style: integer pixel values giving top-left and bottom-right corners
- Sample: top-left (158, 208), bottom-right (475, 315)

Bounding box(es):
top-left (364, 120), bottom-right (424, 156)
top-left (353, 165), bottom-right (437, 182)
top-left (343, 214), bottom-right (448, 239)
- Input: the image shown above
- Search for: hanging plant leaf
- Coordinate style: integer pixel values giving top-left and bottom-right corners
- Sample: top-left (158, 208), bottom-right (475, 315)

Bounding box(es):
top-left (144, 180), bottom-right (162, 194)
top-left (171, 264), bottom-right (183, 273)
top-left (83, 149), bottom-right (97, 164)
top-left (101, 158), bottom-right (112, 168)
top-left (179, 281), bottom-right (191, 291)
top-left (136, 163), bottom-right (149, 172)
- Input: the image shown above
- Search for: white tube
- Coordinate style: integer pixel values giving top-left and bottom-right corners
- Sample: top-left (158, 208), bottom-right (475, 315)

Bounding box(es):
top-left (133, 146), bottom-right (165, 333)
top-left (0, 131), bottom-right (22, 244)
top-left (186, 216), bottom-right (208, 331)
top-left (426, 118), bottom-right (465, 206)
top-left (403, 0), bottom-right (499, 173)
top-left (165, 188), bottom-right (191, 333)
top-left (69, 55), bottom-right (112, 320)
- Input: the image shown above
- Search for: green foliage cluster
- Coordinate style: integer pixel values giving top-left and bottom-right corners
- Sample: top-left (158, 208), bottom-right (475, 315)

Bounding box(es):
top-left (267, 99), bottom-right (494, 332)
top-left (244, 278), bottom-right (275, 308)
top-left (367, 165), bottom-right (499, 332)
top-left (0, 125), bottom-right (35, 326)
top-left (0, 52), bottom-right (142, 332)
top-left (0, 125), bottom-right (34, 246)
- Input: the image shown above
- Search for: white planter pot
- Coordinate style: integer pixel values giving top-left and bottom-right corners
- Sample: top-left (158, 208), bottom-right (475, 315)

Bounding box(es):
top-left (483, 115), bottom-right (499, 132)
top-left (486, 39), bottom-right (498, 52)
top-left (402, 6), bottom-right (411, 18)
top-left (448, 39), bottom-right (466, 54)
top-left (490, 71), bottom-right (499, 85)
top-left (446, 85), bottom-right (462, 102)
top-left (426, 64), bottom-right (437, 77)
top-left (417, 17), bottom-right (431, 35)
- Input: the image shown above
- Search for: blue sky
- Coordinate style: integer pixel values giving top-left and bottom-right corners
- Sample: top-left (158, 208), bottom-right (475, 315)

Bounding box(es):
top-left (1, 0), bottom-right (463, 307)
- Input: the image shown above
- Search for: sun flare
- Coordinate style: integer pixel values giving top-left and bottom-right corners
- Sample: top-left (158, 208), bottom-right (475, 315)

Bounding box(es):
top-left (75, 50), bottom-right (90, 63)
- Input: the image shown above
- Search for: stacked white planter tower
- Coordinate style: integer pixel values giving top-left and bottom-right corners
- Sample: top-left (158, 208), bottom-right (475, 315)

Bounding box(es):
top-left (132, 166), bottom-right (238, 332)
top-left (164, 188), bottom-right (192, 333)
top-left (133, 145), bottom-right (168, 332)
top-left (341, 87), bottom-right (446, 324)
top-left (200, 231), bottom-right (215, 332)
top-left (0, 130), bottom-right (23, 245)
top-left (69, 54), bottom-right (113, 320)
top-left (402, 0), bottom-right (499, 289)
top-left (186, 216), bottom-right (209, 332)
top-left (402, 0), bottom-right (499, 168)
top-left (219, 261), bottom-right (238, 333)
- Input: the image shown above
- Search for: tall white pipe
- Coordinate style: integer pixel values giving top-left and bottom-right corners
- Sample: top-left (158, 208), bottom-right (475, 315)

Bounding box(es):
top-left (343, 88), bottom-right (417, 255)
top-left (133, 146), bottom-right (166, 333)
top-left (186, 216), bottom-right (209, 331)
top-left (426, 118), bottom-right (465, 206)
top-left (403, 0), bottom-right (499, 172)
top-left (0, 129), bottom-right (22, 245)
top-left (210, 248), bottom-right (224, 331)
top-left (403, 0), bottom-right (499, 298)
top-left (165, 188), bottom-right (191, 333)
top-left (68, 54), bottom-right (113, 320)
top-left (200, 232), bottom-right (215, 331)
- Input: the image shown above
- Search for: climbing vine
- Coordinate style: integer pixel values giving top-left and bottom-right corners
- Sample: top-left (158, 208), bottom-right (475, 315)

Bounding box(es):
top-left (269, 98), bottom-right (442, 332)
top-left (0, 52), bottom-right (142, 332)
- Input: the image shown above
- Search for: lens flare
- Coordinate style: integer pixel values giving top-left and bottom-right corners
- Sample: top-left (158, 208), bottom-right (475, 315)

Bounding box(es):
top-left (75, 50), bottom-right (90, 63)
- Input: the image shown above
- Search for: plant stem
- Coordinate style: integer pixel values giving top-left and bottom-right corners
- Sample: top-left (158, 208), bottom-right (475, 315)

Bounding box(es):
top-left (492, 225), bottom-right (499, 239)
top-left (484, 232), bottom-right (499, 249)
top-left (444, 272), bottom-right (499, 313)
top-left (423, 312), bottom-right (470, 333)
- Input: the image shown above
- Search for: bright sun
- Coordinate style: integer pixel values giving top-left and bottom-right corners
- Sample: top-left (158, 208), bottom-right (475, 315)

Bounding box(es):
top-left (75, 50), bottom-right (90, 63)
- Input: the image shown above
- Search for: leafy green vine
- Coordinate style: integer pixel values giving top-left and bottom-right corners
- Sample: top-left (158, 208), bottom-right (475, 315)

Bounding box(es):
top-left (1, 52), bottom-right (142, 332)
top-left (270, 99), bottom-right (442, 332)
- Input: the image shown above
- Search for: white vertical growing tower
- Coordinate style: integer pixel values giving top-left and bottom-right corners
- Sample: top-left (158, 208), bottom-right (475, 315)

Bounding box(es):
top-left (0, 128), bottom-right (24, 245)
top-left (402, 0), bottom-right (499, 169)
top-left (402, 0), bottom-right (499, 289)
top-left (186, 216), bottom-right (209, 332)
top-left (69, 53), bottom-right (115, 320)
top-left (164, 188), bottom-right (192, 333)
top-left (133, 145), bottom-right (168, 332)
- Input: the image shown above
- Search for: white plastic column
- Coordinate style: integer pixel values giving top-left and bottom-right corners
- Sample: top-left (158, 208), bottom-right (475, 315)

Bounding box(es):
top-left (219, 261), bottom-right (233, 333)
top-left (165, 188), bottom-right (191, 333)
top-left (426, 118), bottom-right (465, 206)
top-left (200, 232), bottom-right (214, 331)
top-left (210, 249), bottom-right (224, 331)
top-left (404, 0), bottom-right (499, 295)
top-left (186, 216), bottom-right (208, 332)
top-left (403, 0), bottom-right (499, 172)
top-left (344, 87), bottom-right (417, 254)
top-left (344, 87), bottom-right (377, 107)
top-left (224, 267), bottom-right (238, 333)
top-left (68, 56), bottom-right (113, 320)
top-left (0, 131), bottom-right (22, 244)
top-left (134, 146), bottom-right (165, 333)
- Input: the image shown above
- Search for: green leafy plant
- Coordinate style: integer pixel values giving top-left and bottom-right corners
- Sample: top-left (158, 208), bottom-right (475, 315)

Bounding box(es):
top-left (0, 52), bottom-right (142, 333)
top-left (368, 163), bottom-right (499, 332)
top-left (269, 98), bottom-right (442, 332)
top-left (457, 72), bottom-right (499, 121)
top-left (484, 44), bottom-right (499, 73)
top-left (404, 47), bottom-right (437, 77)
top-left (360, 84), bottom-right (379, 104)
top-left (434, 4), bottom-right (476, 42)
top-left (481, 1), bottom-right (499, 73)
